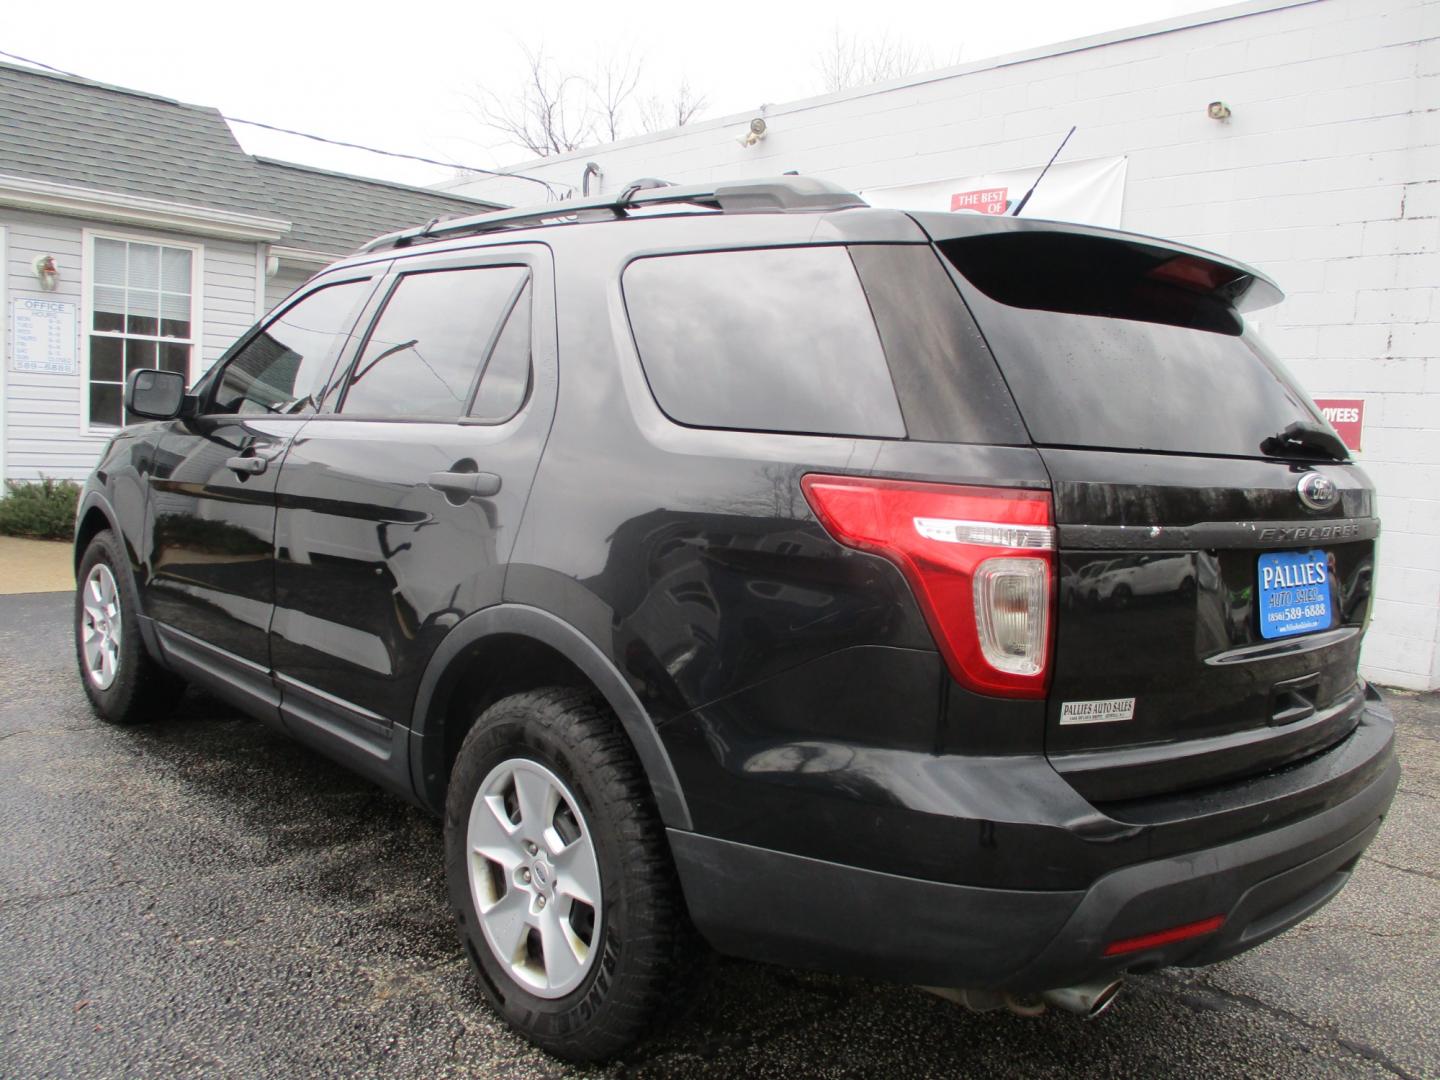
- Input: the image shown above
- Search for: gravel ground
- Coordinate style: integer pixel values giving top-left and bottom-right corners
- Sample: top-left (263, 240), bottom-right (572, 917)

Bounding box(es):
top-left (1, 590), bottom-right (1435, 1079)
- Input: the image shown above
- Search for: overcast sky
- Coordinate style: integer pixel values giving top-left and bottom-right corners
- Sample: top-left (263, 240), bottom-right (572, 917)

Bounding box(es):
top-left (5, 0), bottom-right (1223, 188)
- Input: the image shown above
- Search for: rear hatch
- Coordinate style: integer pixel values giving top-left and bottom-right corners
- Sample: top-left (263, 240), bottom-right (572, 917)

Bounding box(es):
top-left (917, 215), bottom-right (1377, 803)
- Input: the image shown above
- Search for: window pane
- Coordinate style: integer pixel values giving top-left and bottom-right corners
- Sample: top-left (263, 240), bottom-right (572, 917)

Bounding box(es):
top-left (91, 336), bottom-right (123, 382)
top-left (159, 343), bottom-right (190, 375)
top-left (160, 317), bottom-right (191, 340)
top-left (161, 248), bottom-right (191, 294)
top-left (342, 266), bottom-right (527, 418)
top-left (90, 383), bottom-right (122, 427)
top-left (159, 290), bottom-right (190, 322)
top-left (95, 284), bottom-right (125, 316)
top-left (125, 338), bottom-right (157, 375)
top-left (94, 311), bottom-right (124, 333)
top-left (128, 243), bottom-right (160, 291)
top-left (623, 247), bottom-right (905, 438)
top-left (94, 239), bottom-right (126, 286)
top-left (127, 288), bottom-right (159, 336)
top-left (470, 282), bottom-right (531, 423)
top-left (212, 279), bottom-right (370, 415)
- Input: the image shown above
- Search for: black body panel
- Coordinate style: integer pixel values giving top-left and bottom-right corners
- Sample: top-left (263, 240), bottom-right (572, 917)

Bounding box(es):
top-left (76, 194), bottom-right (1398, 999)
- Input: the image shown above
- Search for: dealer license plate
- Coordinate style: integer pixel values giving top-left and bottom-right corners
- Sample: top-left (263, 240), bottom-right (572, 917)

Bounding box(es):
top-left (1257, 549), bottom-right (1333, 640)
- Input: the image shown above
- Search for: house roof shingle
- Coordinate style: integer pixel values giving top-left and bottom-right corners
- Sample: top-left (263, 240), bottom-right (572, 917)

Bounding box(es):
top-left (0, 60), bottom-right (502, 253)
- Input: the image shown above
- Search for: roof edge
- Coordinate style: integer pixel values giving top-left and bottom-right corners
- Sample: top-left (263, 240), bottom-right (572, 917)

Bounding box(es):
top-left (0, 173), bottom-right (292, 242)
top-left (250, 156), bottom-right (504, 207)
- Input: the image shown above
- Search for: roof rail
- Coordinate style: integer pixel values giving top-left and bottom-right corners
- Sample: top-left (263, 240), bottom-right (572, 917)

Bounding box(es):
top-left (357, 176), bottom-right (867, 254)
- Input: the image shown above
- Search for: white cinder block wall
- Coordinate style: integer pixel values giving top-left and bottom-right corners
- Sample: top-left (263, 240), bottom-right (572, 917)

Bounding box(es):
top-left (447, 0), bottom-right (1440, 691)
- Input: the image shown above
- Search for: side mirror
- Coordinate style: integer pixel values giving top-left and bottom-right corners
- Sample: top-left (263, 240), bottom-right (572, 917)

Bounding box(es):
top-left (125, 368), bottom-right (188, 421)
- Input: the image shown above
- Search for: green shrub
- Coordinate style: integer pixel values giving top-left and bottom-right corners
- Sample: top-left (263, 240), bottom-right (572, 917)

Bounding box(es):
top-left (0, 477), bottom-right (81, 541)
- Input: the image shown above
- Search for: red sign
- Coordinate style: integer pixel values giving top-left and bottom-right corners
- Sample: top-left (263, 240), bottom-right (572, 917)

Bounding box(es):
top-left (1314, 398), bottom-right (1365, 451)
top-left (950, 187), bottom-right (1009, 215)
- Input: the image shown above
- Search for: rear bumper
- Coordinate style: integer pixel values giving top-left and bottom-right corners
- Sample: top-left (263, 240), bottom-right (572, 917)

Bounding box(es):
top-left (670, 691), bottom-right (1398, 990)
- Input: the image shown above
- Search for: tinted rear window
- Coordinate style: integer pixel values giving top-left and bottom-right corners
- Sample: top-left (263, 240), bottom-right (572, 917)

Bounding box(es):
top-left (623, 247), bottom-right (905, 438)
top-left (939, 233), bottom-right (1324, 458)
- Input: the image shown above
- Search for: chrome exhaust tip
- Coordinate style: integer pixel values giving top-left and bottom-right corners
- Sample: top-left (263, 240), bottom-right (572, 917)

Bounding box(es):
top-left (1039, 977), bottom-right (1125, 1019)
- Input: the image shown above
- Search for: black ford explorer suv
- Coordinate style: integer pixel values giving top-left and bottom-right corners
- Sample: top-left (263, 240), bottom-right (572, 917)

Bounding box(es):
top-left (74, 177), bottom-right (1398, 1062)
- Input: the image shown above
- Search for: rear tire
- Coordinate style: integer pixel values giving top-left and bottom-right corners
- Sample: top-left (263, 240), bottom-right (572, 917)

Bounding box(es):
top-left (74, 530), bottom-right (184, 724)
top-left (444, 687), bottom-right (698, 1062)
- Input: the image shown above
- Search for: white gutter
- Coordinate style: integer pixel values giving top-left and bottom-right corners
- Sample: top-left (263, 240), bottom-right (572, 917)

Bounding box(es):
top-left (0, 174), bottom-right (292, 242)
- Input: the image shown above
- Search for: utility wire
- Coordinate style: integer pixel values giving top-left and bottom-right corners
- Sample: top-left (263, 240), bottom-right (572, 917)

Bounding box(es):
top-left (0, 48), bottom-right (566, 198)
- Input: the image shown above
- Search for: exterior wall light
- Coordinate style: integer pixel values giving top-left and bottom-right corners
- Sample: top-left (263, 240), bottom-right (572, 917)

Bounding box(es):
top-left (32, 254), bottom-right (59, 291)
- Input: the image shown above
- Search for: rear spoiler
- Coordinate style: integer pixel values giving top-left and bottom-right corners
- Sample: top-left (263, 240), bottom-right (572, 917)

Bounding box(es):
top-left (909, 212), bottom-right (1284, 314)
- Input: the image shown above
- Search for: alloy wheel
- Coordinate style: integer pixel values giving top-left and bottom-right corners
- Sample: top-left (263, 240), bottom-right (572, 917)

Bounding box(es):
top-left (467, 758), bottom-right (602, 999)
top-left (80, 564), bottom-right (122, 690)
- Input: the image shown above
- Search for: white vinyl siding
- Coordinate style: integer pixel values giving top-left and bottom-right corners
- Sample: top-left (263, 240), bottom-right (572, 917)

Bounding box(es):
top-left (265, 266), bottom-right (313, 314)
top-left (1, 208), bottom-right (265, 482)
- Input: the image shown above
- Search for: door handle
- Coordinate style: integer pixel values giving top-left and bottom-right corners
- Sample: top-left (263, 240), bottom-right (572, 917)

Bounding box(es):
top-left (225, 455), bottom-right (269, 476)
top-left (428, 470), bottom-right (502, 501)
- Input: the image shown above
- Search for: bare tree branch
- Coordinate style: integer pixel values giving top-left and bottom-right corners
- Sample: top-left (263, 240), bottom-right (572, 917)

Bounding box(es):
top-left (816, 28), bottom-right (944, 93)
top-left (591, 51), bottom-right (643, 143)
top-left (475, 44), bottom-right (707, 156)
top-left (472, 44), bottom-right (597, 158)
top-left (638, 79), bottom-right (708, 134)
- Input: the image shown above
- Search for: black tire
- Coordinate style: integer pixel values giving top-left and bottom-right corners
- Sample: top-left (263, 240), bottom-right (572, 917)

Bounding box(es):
top-left (74, 530), bottom-right (185, 724)
top-left (445, 686), bottom-right (699, 1062)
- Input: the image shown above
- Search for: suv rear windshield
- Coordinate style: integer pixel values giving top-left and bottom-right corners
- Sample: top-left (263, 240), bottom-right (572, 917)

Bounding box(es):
top-left (938, 232), bottom-right (1326, 459)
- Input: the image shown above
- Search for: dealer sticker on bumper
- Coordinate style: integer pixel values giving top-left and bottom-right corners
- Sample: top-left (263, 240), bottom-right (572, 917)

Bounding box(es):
top-left (1060, 697), bottom-right (1136, 725)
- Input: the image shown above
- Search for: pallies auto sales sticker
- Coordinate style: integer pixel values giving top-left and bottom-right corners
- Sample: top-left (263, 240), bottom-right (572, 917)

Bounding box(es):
top-left (1059, 698), bottom-right (1136, 725)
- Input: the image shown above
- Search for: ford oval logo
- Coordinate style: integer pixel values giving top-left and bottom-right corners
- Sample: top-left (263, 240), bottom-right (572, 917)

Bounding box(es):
top-left (1297, 472), bottom-right (1339, 513)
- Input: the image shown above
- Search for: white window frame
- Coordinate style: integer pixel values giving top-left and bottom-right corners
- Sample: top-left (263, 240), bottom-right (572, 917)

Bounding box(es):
top-left (80, 227), bottom-right (204, 436)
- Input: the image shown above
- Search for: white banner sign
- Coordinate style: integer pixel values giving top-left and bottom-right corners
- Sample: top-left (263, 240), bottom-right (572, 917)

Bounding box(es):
top-left (862, 156), bottom-right (1128, 228)
top-left (11, 297), bottom-right (78, 375)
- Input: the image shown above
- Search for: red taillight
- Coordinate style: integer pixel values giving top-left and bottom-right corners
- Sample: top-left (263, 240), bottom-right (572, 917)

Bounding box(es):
top-left (1102, 915), bottom-right (1226, 957)
top-left (800, 474), bottom-right (1055, 699)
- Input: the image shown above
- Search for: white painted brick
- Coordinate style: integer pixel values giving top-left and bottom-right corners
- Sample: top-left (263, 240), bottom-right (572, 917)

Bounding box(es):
top-left (1246, 28), bottom-right (1317, 70)
top-left (1409, 498), bottom-right (1440, 534)
top-left (1376, 494), bottom-right (1413, 529)
top-left (1310, 357), bottom-right (1430, 394)
top-left (1380, 530), bottom-right (1440, 571)
top-left (1359, 460), bottom-right (1440, 504)
top-left (1364, 218), bottom-right (1440, 256)
top-left (1312, 322), bottom-right (1395, 359)
top-left (1419, 36), bottom-right (1440, 77)
top-left (1324, 255), bottom-right (1399, 292)
top-left (1394, 252), bottom-right (1440, 288)
top-left (1380, 391), bottom-right (1440, 427)
top-left (1359, 665), bottom-right (1434, 691)
top-left (1276, 289), bottom-right (1360, 326)
top-left (1387, 322), bottom-right (1440, 357)
top-left (1360, 630), bottom-right (1436, 677)
top-left (1292, 223), bottom-right (1367, 260)
top-left (1185, 40), bottom-right (1252, 79)
top-left (1370, 598), bottom-right (1440, 639)
top-left (1026, 72), bottom-right (1078, 109)
top-left (1374, 564), bottom-right (1440, 607)
top-left (1364, 425), bottom-right (1440, 461)
top-left (1403, 181), bottom-right (1440, 219)
top-left (1255, 258), bottom-right (1327, 293)
top-left (1356, 287), bottom-right (1435, 323)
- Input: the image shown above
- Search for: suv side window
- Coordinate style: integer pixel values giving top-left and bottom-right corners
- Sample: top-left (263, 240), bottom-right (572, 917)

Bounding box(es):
top-left (210, 279), bottom-right (372, 416)
top-left (622, 246), bottom-right (905, 438)
top-left (340, 266), bottom-right (529, 419)
top-left (469, 279), bottom-right (532, 423)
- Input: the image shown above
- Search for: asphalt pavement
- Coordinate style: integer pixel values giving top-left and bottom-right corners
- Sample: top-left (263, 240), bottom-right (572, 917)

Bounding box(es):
top-left (1, 589), bottom-right (1436, 1079)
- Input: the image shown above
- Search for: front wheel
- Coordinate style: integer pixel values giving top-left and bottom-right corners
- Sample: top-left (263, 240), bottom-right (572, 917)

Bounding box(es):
top-left (445, 687), bottom-right (698, 1062)
top-left (75, 530), bottom-right (184, 723)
